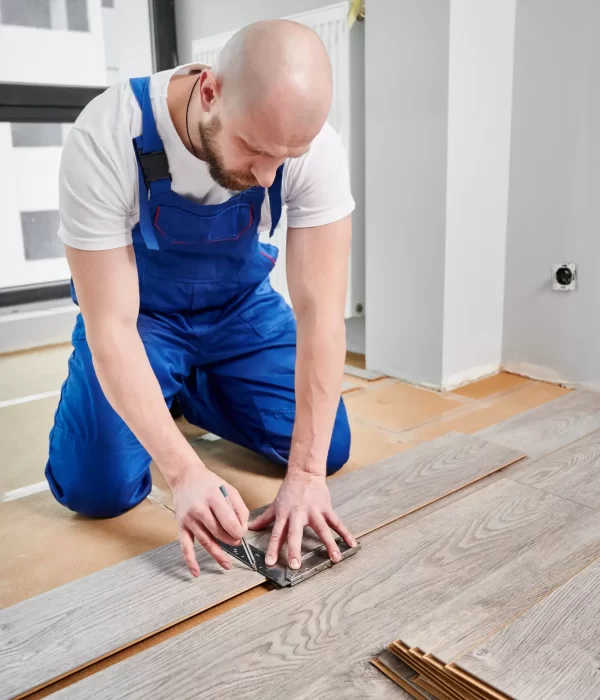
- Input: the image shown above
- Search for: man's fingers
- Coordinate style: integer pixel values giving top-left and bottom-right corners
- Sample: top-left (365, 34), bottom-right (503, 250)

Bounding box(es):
top-left (324, 510), bottom-right (357, 548)
top-left (195, 508), bottom-right (241, 547)
top-left (310, 516), bottom-right (341, 564)
top-left (228, 487), bottom-right (250, 529)
top-left (265, 517), bottom-right (288, 567)
top-left (189, 522), bottom-right (232, 571)
top-left (179, 526), bottom-right (200, 577)
top-left (286, 513), bottom-right (305, 570)
top-left (210, 495), bottom-right (247, 541)
top-left (248, 504), bottom-right (276, 531)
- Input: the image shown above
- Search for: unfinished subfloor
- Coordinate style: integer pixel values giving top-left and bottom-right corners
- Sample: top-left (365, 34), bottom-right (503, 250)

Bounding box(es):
top-left (0, 342), bottom-right (572, 697)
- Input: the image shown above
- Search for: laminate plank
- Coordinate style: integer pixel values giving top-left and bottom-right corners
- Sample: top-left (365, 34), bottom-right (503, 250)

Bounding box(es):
top-left (398, 495), bottom-right (600, 662)
top-left (0, 433), bottom-right (521, 699)
top-left (0, 544), bottom-right (265, 700)
top-left (508, 428), bottom-right (600, 508)
top-left (247, 432), bottom-right (525, 556)
top-left (49, 479), bottom-right (590, 700)
top-left (457, 558), bottom-right (600, 700)
top-left (476, 389), bottom-right (600, 465)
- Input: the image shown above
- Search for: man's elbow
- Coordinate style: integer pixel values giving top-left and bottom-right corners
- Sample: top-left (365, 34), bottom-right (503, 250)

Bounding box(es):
top-left (85, 316), bottom-right (138, 366)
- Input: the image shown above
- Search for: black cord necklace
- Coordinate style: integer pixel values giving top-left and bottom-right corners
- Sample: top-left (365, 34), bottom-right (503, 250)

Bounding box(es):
top-left (185, 76), bottom-right (201, 158)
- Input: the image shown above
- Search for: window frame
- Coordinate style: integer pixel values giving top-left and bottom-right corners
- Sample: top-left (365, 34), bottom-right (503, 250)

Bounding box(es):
top-left (0, 0), bottom-right (178, 308)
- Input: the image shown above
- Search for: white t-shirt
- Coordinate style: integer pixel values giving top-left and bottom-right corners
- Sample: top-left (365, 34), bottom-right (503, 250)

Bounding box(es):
top-left (58, 64), bottom-right (355, 251)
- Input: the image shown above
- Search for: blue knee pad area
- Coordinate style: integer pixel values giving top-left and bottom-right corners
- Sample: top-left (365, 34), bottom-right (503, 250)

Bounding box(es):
top-left (45, 426), bottom-right (153, 519)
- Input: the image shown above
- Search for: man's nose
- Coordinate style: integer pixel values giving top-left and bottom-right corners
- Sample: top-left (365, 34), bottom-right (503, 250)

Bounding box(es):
top-left (251, 161), bottom-right (279, 188)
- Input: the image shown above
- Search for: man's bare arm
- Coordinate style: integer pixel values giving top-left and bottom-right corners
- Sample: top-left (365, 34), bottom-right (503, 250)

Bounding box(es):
top-left (286, 215), bottom-right (351, 474)
top-left (249, 215), bottom-right (357, 567)
top-left (66, 244), bottom-right (248, 574)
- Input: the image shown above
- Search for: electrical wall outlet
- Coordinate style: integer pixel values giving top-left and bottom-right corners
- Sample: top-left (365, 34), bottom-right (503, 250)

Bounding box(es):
top-left (552, 263), bottom-right (577, 291)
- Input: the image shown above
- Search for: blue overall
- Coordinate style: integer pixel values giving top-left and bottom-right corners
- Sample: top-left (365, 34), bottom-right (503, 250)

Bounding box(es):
top-left (45, 76), bottom-right (351, 518)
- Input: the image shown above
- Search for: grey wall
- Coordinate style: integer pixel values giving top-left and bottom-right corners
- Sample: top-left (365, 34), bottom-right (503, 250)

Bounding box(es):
top-left (502, 0), bottom-right (600, 386)
top-left (365, 0), bottom-right (450, 386)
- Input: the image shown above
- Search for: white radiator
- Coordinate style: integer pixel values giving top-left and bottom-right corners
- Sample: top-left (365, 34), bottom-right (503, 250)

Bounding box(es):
top-left (191, 1), bottom-right (354, 316)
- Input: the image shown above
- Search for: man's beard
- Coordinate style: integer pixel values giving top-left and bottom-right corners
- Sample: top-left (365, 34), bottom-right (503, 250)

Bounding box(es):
top-left (197, 117), bottom-right (258, 192)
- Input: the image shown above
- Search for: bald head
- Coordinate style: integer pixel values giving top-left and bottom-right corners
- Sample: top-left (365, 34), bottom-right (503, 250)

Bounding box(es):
top-left (187, 20), bottom-right (333, 191)
top-left (214, 19), bottom-right (333, 140)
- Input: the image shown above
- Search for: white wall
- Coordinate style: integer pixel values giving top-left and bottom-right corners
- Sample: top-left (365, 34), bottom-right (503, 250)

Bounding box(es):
top-left (442, 0), bottom-right (516, 387)
top-left (502, 0), bottom-right (600, 388)
top-left (175, 0), bottom-right (333, 61)
top-left (366, 0), bottom-right (517, 390)
top-left (365, 0), bottom-right (450, 387)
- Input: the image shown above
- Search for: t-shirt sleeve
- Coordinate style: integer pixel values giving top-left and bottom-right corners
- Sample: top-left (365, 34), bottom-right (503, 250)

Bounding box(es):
top-left (57, 126), bottom-right (135, 250)
top-left (284, 122), bottom-right (355, 229)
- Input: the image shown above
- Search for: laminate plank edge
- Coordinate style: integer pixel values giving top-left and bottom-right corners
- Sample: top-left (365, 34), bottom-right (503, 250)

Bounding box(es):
top-left (372, 651), bottom-right (436, 700)
top-left (476, 389), bottom-right (600, 463)
top-left (506, 427), bottom-right (600, 508)
top-left (247, 432), bottom-right (525, 556)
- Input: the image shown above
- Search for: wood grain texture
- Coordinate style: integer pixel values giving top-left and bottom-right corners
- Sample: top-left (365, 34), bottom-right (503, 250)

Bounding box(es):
top-left (0, 543), bottom-right (265, 700)
top-left (477, 389), bottom-right (600, 464)
top-left (508, 428), bottom-right (600, 508)
top-left (247, 432), bottom-right (525, 556)
top-left (0, 433), bottom-right (520, 699)
top-left (457, 558), bottom-right (600, 699)
top-left (49, 478), bottom-right (590, 700)
top-left (399, 496), bottom-right (600, 662)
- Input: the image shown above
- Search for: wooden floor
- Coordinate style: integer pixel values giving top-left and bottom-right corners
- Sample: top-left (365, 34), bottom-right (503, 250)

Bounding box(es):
top-left (0, 342), bottom-right (585, 698)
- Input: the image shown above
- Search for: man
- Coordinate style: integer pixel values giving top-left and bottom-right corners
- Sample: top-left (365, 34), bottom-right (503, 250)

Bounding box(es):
top-left (46, 19), bottom-right (357, 577)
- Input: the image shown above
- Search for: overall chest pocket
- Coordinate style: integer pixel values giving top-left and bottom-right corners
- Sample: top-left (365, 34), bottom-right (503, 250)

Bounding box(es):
top-left (153, 202), bottom-right (255, 248)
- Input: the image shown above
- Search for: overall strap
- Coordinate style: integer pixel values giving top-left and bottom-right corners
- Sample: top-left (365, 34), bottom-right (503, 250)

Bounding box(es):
top-left (267, 164), bottom-right (284, 237)
top-left (129, 77), bottom-right (171, 251)
top-left (129, 77), bottom-right (164, 154)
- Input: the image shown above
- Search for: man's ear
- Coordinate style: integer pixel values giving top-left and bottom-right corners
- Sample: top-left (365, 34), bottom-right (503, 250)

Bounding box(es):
top-left (198, 70), bottom-right (220, 113)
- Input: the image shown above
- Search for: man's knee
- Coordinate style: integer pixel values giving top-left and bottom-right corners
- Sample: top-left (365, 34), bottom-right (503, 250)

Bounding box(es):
top-left (46, 429), bottom-right (152, 519)
top-left (326, 401), bottom-right (351, 476)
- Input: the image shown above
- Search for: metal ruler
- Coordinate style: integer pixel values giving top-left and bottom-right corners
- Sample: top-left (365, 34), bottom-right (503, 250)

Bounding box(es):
top-left (220, 538), bottom-right (361, 587)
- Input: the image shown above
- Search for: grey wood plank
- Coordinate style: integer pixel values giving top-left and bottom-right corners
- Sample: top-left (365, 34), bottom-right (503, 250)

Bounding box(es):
top-left (304, 655), bottom-right (412, 700)
top-left (0, 543), bottom-right (265, 700)
top-left (49, 478), bottom-right (592, 700)
top-left (507, 428), bottom-right (600, 508)
top-left (0, 433), bottom-right (520, 699)
top-left (458, 558), bottom-right (600, 700)
top-left (399, 496), bottom-right (600, 661)
top-left (476, 389), bottom-right (600, 465)
top-left (247, 432), bottom-right (525, 555)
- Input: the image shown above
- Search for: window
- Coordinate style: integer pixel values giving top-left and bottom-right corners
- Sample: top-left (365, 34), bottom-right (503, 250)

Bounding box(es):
top-left (0, 0), bottom-right (176, 306)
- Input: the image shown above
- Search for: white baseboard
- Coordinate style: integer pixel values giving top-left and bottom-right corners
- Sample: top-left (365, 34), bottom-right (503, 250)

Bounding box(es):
top-left (0, 301), bottom-right (77, 354)
top-left (440, 363), bottom-right (500, 392)
top-left (500, 360), bottom-right (600, 392)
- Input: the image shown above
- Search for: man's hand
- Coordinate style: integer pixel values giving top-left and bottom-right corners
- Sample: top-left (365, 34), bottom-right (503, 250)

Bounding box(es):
top-left (172, 466), bottom-right (250, 577)
top-left (248, 472), bottom-right (357, 570)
